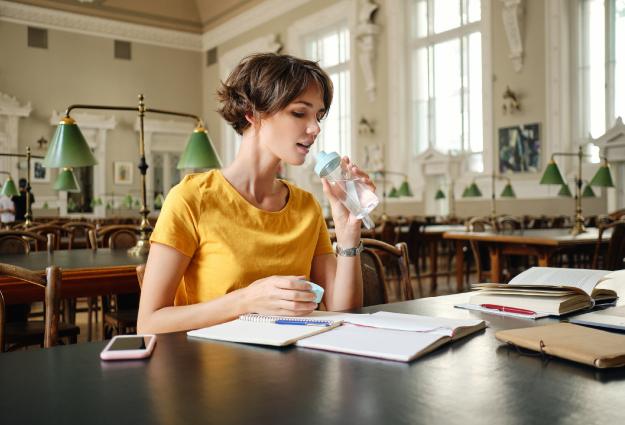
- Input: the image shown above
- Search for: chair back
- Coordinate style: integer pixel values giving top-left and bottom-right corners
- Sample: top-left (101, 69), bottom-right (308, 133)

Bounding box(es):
top-left (28, 224), bottom-right (68, 250)
top-left (97, 225), bottom-right (140, 249)
top-left (360, 238), bottom-right (414, 306)
top-left (0, 264), bottom-right (61, 351)
top-left (63, 222), bottom-right (96, 249)
top-left (593, 221), bottom-right (625, 270)
top-left (498, 216), bottom-right (522, 232)
top-left (469, 240), bottom-right (492, 283)
top-left (466, 217), bottom-right (493, 232)
top-left (0, 230), bottom-right (50, 254)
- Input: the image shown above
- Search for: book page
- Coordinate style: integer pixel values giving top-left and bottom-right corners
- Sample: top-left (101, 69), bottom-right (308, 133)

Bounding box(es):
top-left (296, 324), bottom-right (447, 362)
top-left (508, 267), bottom-right (609, 295)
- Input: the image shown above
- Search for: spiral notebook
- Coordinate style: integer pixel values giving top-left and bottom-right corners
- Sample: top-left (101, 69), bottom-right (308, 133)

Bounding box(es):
top-left (187, 312), bottom-right (344, 347)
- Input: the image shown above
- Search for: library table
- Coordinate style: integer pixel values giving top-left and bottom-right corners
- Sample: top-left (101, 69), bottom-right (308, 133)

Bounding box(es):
top-left (2, 293), bottom-right (623, 425)
top-left (443, 228), bottom-right (608, 286)
top-left (0, 249), bottom-right (146, 304)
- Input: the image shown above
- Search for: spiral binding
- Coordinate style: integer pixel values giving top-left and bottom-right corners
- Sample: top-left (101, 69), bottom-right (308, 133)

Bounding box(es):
top-left (240, 314), bottom-right (326, 324)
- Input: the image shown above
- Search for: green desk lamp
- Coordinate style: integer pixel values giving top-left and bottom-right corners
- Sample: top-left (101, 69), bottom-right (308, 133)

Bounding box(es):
top-left (539, 146), bottom-right (614, 235)
top-left (46, 94), bottom-right (221, 256)
top-left (53, 168), bottom-right (81, 192)
top-left (0, 172), bottom-right (19, 197)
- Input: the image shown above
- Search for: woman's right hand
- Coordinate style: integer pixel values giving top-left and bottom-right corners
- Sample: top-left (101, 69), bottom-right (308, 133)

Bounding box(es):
top-left (240, 275), bottom-right (318, 316)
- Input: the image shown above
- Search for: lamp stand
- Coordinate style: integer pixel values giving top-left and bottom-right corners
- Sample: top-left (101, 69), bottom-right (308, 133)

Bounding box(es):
top-left (571, 146), bottom-right (586, 236)
top-left (128, 95), bottom-right (152, 256)
top-left (0, 147), bottom-right (44, 228)
top-left (57, 95), bottom-right (205, 256)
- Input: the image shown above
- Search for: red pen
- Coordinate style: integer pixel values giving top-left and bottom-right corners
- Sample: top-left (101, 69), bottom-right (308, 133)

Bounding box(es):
top-left (480, 304), bottom-right (536, 315)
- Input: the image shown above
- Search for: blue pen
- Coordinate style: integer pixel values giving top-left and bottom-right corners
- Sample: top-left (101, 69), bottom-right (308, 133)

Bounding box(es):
top-left (274, 320), bottom-right (332, 327)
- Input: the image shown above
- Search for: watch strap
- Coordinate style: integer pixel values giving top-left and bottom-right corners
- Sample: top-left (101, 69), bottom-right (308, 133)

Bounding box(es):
top-left (335, 241), bottom-right (364, 257)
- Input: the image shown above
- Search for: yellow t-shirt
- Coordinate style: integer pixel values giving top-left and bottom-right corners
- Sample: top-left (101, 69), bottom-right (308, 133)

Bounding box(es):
top-left (150, 170), bottom-right (333, 305)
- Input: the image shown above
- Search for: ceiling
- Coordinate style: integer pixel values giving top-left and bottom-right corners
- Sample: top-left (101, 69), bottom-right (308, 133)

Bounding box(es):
top-left (8, 0), bottom-right (263, 33)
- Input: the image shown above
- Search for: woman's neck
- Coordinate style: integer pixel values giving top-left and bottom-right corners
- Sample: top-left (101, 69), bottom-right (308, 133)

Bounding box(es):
top-left (221, 133), bottom-right (284, 206)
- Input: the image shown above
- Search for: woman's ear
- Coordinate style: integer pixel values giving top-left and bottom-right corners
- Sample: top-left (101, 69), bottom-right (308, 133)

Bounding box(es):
top-left (245, 112), bottom-right (262, 130)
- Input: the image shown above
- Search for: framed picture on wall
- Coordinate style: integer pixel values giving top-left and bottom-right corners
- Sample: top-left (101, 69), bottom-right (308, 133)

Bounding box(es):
top-left (114, 161), bottom-right (133, 185)
top-left (31, 160), bottom-right (50, 183)
top-left (498, 123), bottom-right (541, 173)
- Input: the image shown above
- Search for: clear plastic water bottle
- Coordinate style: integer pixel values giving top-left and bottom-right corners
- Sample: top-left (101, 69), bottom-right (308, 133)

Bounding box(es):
top-left (314, 151), bottom-right (379, 229)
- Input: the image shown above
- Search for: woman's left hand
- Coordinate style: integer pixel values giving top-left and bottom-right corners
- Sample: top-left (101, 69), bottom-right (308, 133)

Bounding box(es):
top-left (321, 156), bottom-right (376, 247)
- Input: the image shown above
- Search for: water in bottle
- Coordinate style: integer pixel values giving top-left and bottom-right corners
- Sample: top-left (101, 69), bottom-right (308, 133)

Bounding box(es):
top-left (314, 151), bottom-right (379, 229)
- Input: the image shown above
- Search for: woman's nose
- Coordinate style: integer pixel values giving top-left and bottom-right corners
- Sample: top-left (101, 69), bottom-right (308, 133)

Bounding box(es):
top-left (307, 120), bottom-right (320, 136)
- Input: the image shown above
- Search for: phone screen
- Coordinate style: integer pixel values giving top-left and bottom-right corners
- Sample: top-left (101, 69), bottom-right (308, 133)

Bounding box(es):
top-left (108, 336), bottom-right (151, 351)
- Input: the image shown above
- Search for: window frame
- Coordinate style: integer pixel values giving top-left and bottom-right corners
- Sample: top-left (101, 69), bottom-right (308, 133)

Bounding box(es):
top-left (571, 0), bottom-right (623, 148)
top-left (407, 0), bottom-right (490, 172)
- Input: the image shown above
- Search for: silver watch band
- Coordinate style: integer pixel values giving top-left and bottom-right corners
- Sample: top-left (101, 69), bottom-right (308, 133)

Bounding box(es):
top-left (335, 241), bottom-right (364, 257)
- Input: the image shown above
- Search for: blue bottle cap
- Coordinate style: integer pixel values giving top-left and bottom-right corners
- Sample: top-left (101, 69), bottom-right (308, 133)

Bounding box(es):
top-left (314, 151), bottom-right (341, 178)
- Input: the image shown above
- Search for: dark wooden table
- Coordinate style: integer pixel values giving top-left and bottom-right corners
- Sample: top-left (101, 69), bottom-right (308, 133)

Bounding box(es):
top-left (0, 249), bottom-right (147, 304)
top-left (1, 293), bottom-right (623, 425)
top-left (444, 228), bottom-right (607, 287)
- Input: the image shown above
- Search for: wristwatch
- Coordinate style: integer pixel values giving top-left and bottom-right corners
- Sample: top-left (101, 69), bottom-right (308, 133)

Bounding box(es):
top-left (335, 241), bottom-right (364, 257)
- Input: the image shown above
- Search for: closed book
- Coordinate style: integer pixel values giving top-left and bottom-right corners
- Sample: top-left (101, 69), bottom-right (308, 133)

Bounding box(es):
top-left (495, 323), bottom-right (625, 368)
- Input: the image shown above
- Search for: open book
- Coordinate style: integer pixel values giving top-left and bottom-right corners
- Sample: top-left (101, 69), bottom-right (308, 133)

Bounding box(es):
top-left (457, 267), bottom-right (624, 319)
top-left (188, 311), bottom-right (486, 362)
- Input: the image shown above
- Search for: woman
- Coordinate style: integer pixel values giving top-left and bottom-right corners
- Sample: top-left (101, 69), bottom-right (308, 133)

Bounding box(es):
top-left (138, 53), bottom-right (373, 334)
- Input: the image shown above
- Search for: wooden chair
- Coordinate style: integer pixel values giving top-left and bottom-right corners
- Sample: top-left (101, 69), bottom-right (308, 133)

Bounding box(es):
top-left (0, 264), bottom-right (79, 352)
top-left (101, 226), bottom-right (141, 338)
top-left (97, 225), bottom-right (141, 248)
top-left (466, 218), bottom-right (496, 283)
top-left (29, 224), bottom-right (71, 250)
top-left (592, 221), bottom-right (625, 270)
top-left (498, 216), bottom-right (523, 232)
top-left (63, 222), bottom-right (96, 250)
top-left (360, 238), bottom-right (414, 306)
top-left (0, 230), bottom-right (54, 253)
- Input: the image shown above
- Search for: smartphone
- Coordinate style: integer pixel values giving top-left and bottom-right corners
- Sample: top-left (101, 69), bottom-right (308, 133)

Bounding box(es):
top-left (100, 334), bottom-right (157, 361)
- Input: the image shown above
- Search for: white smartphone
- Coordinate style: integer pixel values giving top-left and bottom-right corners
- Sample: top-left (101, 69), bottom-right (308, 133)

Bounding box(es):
top-left (100, 334), bottom-right (157, 361)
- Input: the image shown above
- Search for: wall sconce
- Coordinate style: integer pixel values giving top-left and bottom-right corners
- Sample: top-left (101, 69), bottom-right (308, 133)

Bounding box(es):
top-left (36, 137), bottom-right (48, 150)
top-left (502, 86), bottom-right (521, 114)
top-left (358, 117), bottom-right (375, 135)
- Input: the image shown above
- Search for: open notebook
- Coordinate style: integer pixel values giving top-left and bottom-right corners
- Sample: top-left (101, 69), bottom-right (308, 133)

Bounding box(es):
top-left (457, 268), bottom-right (625, 319)
top-left (188, 311), bottom-right (486, 362)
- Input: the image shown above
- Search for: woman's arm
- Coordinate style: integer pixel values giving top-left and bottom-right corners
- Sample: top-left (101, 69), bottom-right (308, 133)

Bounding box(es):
top-left (310, 157), bottom-right (372, 311)
top-left (137, 242), bottom-right (319, 334)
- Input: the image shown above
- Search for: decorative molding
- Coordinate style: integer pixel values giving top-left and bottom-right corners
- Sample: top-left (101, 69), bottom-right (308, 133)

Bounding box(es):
top-left (501, 0), bottom-right (524, 72)
top-left (0, 0), bottom-right (202, 51)
top-left (544, 0), bottom-right (571, 163)
top-left (355, 0), bottom-right (380, 102)
top-left (0, 92), bottom-right (32, 117)
top-left (202, 0), bottom-right (311, 51)
top-left (593, 117), bottom-right (625, 148)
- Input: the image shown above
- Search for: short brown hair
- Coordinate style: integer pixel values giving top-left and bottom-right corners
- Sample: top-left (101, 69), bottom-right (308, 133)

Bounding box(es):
top-left (217, 53), bottom-right (333, 135)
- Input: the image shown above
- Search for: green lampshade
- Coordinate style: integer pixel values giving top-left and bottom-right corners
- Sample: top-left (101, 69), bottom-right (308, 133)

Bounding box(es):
top-left (154, 193), bottom-right (165, 209)
top-left (464, 182), bottom-right (482, 197)
top-left (177, 126), bottom-right (221, 170)
top-left (1, 177), bottom-right (19, 197)
top-left (539, 160), bottom-right (566, 185)
top-left (589, 165), bottom-right (615, 187)
top-left (582, 184), bottom-right (596, 198)
top-left (397, 180), bottom-right (413, 197)
top-left (461, 186), bottom-right (470, 197)
top-left (557, 184), bottom-right (572, 197)
top-left (44, 117), bottom-right (98, 168)
top-left (500, 183), bottom-right (516, 198)
top-left (434, 189), bottom-right (446, 200)
top-left (53, 168), bottom-right (80, 192)
top-left (388, 187), bottom-right (399, 198)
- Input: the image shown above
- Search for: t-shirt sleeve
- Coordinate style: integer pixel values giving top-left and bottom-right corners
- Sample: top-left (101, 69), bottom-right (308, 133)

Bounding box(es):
top-left (314, 202), bottom-right (334, 257)
top-left (150, 179), bottom-right (199, 258)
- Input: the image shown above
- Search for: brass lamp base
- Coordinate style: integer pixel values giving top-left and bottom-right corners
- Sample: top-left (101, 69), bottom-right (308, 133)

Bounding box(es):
top-left (128, 238), bottom-right (150, 256)
top-left (569, 221), bottom-right (586, 236)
